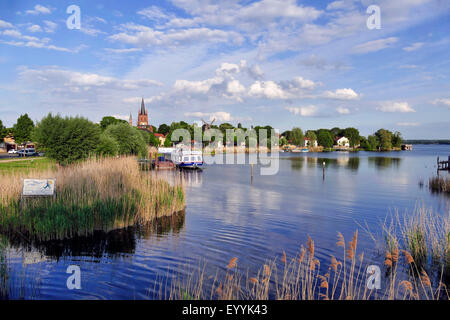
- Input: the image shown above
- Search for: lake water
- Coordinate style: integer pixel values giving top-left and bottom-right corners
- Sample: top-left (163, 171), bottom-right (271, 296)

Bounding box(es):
top-left (2, 145), bottom-right (450, 299)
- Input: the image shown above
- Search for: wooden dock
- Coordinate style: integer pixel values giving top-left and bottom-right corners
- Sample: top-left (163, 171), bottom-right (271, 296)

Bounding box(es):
top-left (437, 156), bottom-right (450, 171)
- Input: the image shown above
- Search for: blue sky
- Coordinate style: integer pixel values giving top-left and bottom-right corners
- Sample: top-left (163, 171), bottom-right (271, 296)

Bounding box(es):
top-left (0, 0), bottom-right (449, 138)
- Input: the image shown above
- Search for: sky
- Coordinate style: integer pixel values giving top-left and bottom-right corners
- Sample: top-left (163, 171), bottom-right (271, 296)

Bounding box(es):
top-left (0, 0), bottom-right (449, 139)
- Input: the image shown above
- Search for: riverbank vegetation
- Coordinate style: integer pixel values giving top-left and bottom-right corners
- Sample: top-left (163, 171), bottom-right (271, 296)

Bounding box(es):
top-left (0, 157), bottom-right (185, 240)
top-left (429, 176), bottom-right (450, 194)
top-left (153, 207), bottom-right (448, 300)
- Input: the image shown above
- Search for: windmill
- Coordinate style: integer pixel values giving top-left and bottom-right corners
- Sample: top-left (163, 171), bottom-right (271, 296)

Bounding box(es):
top-left (201, 118), bottom-right (215, 131)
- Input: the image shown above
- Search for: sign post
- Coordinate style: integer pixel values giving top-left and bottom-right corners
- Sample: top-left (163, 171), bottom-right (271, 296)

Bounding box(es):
top-left (21, 179), bottom-right (56, 211)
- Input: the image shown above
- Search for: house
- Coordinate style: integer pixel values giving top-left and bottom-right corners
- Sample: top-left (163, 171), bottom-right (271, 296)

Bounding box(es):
top-left (335, 136), bottom-right (350, 147)
top-left (154, 133), bottom-right (166, 145)
top-left (303, 137), bottom-right (318, 148)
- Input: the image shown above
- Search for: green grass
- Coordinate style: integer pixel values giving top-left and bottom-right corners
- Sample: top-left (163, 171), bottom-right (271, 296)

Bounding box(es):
top-left (0, 158), bottom-right (55, 172)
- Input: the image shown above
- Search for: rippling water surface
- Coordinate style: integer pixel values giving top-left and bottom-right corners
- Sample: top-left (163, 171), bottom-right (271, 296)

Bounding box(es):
top-left (2, 145), bottom-right (450, 299)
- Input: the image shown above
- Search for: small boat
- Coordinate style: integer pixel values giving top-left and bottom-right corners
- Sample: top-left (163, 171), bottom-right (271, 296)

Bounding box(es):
top-left (301, 148), bottom-right (309, 153)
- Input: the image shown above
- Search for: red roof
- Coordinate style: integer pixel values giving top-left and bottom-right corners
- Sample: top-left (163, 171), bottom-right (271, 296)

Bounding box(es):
top-left (154, 133), bottom-right (165, 138)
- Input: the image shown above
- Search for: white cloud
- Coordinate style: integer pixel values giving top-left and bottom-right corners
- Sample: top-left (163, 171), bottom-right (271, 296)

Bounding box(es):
top-left (336, 106), bottom-right (350, 114)
top-left (43, 21), bottom-right (58, 33)
top-left (285, 105), bottom-right (318, 117)
top-left (403, 42), bottom-right (424, 52)
top-left (352, 37), bottom-right (398, 54)
top-left (0, 20), bottom-right (13, 29)
top-left (377, 101), bottom-right (415, 113)
top-left (105, 48), bottom-right (142, 54)
top-left (27, 25), bottom-right (42, 33)
top-left (249, 81), bottom-right (287, 99)
top-left (137, 6), bottom-right (174, 22)
top-left (185, 111), bottom-right (233, 122)
top-left (111, 114), bottom-right (131, 121)
top-left (18, 67), bottom-right (162, 93)
top-left (23, 5), bottom-right (52, 15)
top-left (432, 98), bottom-right (450, 107)
top-left (397, 122), bottom-right (420, 127)
top-left (109, 24), bottom-right (244, 47)
top-left (324, 88), bottom-right (359, 100)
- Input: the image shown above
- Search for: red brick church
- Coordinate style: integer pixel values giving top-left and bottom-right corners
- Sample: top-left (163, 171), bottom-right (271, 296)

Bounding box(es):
top-left (130, 98), bottom-right (153, 132)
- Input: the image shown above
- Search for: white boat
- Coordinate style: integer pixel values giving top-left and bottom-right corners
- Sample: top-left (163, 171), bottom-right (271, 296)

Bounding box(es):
top-left (158, 147), bottom-right (204, 169)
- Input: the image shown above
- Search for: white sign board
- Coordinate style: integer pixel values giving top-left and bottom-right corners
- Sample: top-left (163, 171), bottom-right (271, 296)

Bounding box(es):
top-left (22, 179), bottom-right (55, 196)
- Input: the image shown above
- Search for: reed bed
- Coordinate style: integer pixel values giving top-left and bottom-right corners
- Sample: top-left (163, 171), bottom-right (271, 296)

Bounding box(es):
top-left (0, 157), bottom-right (185, 240)
top-left (154, 206), bottom-right (449, 300)
top-left (429, 176), bottom-right (450, 194)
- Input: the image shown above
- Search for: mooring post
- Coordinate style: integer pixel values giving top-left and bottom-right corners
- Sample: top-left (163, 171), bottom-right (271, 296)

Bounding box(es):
top-left (322, 161), bottom-right (325, 180)
top-left (251, 163), bottom-right (254, 184)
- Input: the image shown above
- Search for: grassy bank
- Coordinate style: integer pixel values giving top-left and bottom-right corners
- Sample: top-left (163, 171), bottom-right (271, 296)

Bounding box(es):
top-left (0, 157), bottom-right (185, 240)
top-left (155, 207), bottom-right (449, 300)
top-left (0, 158), bottom-right (55, 172)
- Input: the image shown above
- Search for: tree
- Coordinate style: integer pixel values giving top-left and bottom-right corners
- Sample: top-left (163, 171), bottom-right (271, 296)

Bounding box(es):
top-left (359, 136), bottom-right (371, 150)
top-left (148, 133), bottom-right (160, 147)
top-left (317, 130), bottom-right (333, 148)
top-left (305, 131), bottom-right (317, 146)
top-left (290, 127), bottom-right (304, 146)
top-left (33, 114), bottom-right (100, 165)
top-left (157, 123), bottom-right (170, 136)
top-left (344, 127), bottom-right (360, 148)
top-left (100, 116), bottom-right (127, 130)
top-left (13, 114), bottom-right (34, 144)
top-left (104, 123), bottom-right (148, 157)
top-left (0, 119), bottom-right (6, 142)
top-left (368, 135), bottom-right (379, 151)
top-left (375, 129), bottom-right (393, 151)
top-left (392, 131), bottom-right (403, 148)
top-left (330, 127), bottom-right (344, 140)
top-left (96, 133), bottom-right (119, 157)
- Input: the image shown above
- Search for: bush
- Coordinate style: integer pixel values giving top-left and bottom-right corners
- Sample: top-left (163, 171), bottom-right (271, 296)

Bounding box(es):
top-left (96, 133), bottom-right (119, 157)
top-left (104, 123), bottom-right (148, 157)
top-left (32, 114), bottom-right (100, 165)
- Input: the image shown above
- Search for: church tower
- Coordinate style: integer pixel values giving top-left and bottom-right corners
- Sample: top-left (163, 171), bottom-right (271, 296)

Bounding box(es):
top-left (137, 98), bottom-right (152, 131)
top-left (129, 112), bottom-right (133, 126)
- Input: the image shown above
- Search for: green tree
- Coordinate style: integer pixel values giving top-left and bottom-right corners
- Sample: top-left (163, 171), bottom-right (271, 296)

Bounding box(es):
top-left (96, 133), bottom-right (119, 157)
top-left (290, 127), bottom-right (304, 146)
top-left (375, 129), bottom-right (393, 151)
top-left (148, 133), bottom-right (160, 147)
top-left (392, 131), bottom-right (403, 148)
top-left (104, 123), bottom-right (148, 157)
top-left (305, 131), bottom-right (317, 146)
top-left (13, 114), bottom-right (35, 144)
top-left (330, 127), bottom-right (344, 140)
top-left (33, 114), bottom-right (100, 165)
top-left (368, 134), bottom-right (379, 151)
top-left (344, 127), bottom-right (360, 148)
top-left (317, 129), bottom-right (333, 148)
top-left (359, 136), bottom-right (371, 150)
top-left (0, 119), bottom-right (6, 142)
top-left (157, 123), bottom-right (170, 135)
top-left (100, 116), bottom-right (127, 130)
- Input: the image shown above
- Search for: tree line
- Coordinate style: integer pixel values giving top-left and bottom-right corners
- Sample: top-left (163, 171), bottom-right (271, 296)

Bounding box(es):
top-left (281, 127), bottom-right (403, 151)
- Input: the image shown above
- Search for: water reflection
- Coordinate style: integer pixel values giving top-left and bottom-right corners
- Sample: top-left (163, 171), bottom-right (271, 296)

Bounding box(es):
top-left (3, 211), bottom-right (185, 260)
top-left (368, 157), bottom-right (402, 170)
top-left (288, 156), bottom-right (360, 171)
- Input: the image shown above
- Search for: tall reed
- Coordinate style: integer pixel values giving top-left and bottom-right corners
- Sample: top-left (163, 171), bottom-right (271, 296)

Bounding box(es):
top-left (0, 157), bottom-right (185, 240)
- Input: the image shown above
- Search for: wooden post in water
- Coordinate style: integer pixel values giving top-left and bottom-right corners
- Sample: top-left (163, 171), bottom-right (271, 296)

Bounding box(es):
top-left (322, 161), bottom-right (325, 180)
top-left (251, 163), bottom-right (254, 184)
top-left (155, 152), bottom-right (159, 169)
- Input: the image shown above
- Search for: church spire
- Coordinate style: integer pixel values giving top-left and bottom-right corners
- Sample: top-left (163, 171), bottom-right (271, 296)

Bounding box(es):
top-left (129, 112), bottom-right (133, 126)
top-left (140, 98), bottom-right (146, 115)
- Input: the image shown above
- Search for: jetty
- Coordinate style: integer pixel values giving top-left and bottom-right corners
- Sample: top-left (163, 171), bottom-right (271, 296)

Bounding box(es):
top-left (437, 156), bottom-right (450, 171)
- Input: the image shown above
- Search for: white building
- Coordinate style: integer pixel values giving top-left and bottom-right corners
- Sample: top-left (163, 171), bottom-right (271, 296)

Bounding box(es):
top-left (303, 137), bottom-right (318, 147)
top-left (335, 136), bottom-right (350, 147)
